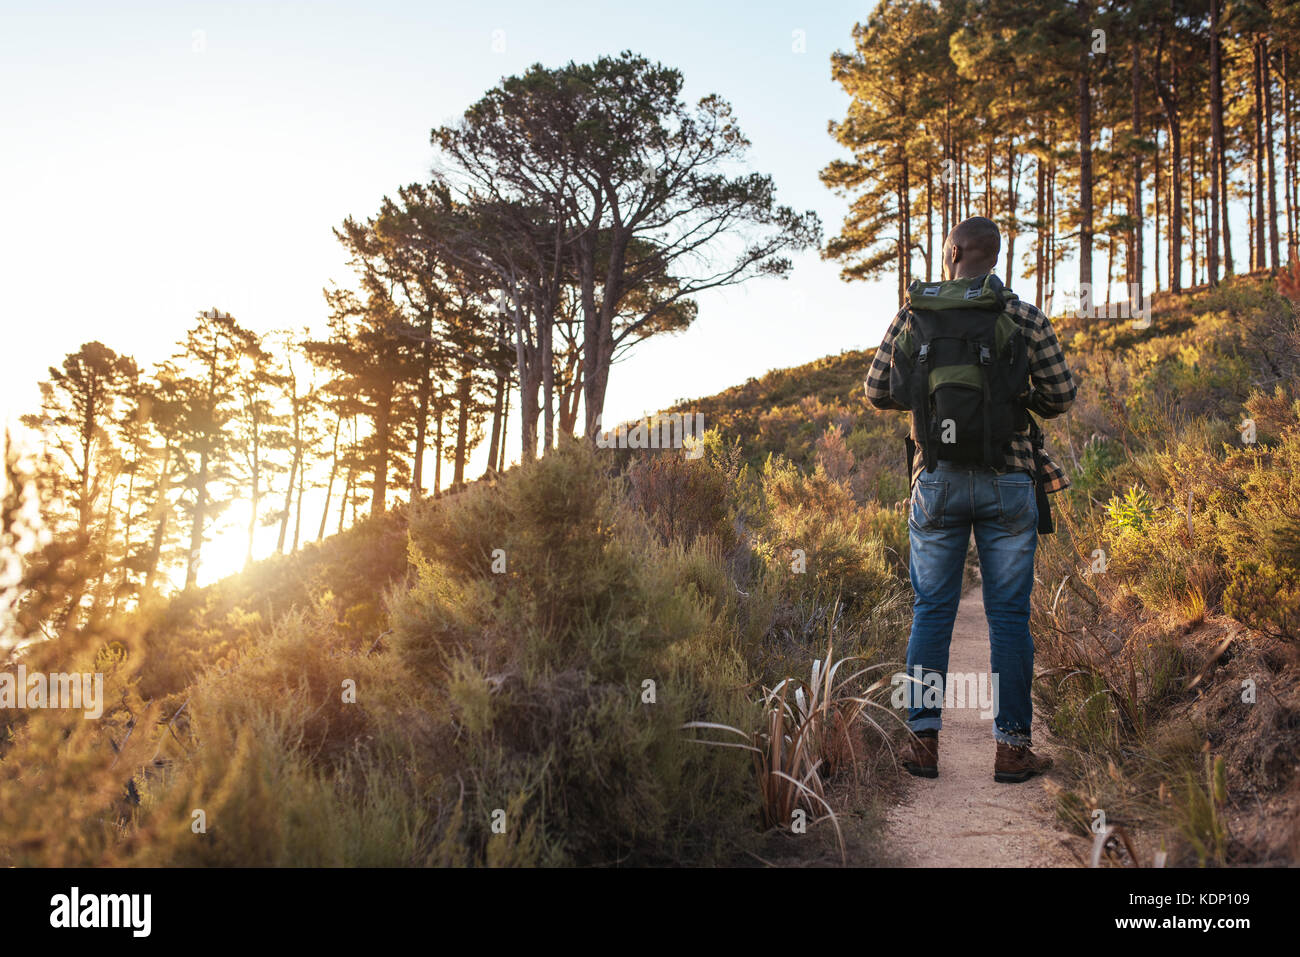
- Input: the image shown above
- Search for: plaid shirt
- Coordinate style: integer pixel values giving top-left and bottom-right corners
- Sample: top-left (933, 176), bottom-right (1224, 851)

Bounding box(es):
top-left (865, 279), bottom-right (1077, 494)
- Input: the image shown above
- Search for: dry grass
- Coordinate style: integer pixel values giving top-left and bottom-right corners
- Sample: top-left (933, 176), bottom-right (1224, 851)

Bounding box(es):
top-left (685, 603), bottom-right (903, 864)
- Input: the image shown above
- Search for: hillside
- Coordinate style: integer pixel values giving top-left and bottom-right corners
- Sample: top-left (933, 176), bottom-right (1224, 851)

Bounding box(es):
top-left (3, 273), bottom-right (1299, 866)
top-left (666, 348), bottom-right (911, 506)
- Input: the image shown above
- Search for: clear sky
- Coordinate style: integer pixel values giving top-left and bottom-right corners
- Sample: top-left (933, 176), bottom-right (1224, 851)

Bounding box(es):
top-left (1, 0), bottom-right (895, 581)
top-left (0, 1), bottom-right (1182, 583)
top-left (0, 0), bottom-right (886, 422)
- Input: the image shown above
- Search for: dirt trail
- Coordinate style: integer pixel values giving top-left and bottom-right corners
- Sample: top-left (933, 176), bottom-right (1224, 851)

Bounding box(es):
top-left (883, 585), bottom-right (1078, 867)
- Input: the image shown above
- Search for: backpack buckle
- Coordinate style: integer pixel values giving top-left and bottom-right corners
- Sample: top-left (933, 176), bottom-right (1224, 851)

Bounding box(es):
top-left (918, 344), bottom-right (930, 363)
top-left (978, 345), bottom-right (992, 365)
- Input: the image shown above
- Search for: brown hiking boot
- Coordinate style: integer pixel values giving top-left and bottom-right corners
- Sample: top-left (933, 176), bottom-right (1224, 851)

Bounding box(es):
top-left (994, 741), bottom-right (1053, 783)
top-left (901, 733), bottom-right (938, 778)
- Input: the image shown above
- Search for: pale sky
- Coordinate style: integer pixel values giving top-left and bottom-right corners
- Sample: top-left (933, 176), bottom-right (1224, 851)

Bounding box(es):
top-left (0, 1), bottom-right (1205, 583)
top-left (1, 0), bottom-right (894, 581)
top-left (0, 1), bottom-right (886, 424)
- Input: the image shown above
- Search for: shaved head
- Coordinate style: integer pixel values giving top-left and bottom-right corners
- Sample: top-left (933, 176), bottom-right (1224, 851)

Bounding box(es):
top-left (942, 216), bottom-right (1001, 279)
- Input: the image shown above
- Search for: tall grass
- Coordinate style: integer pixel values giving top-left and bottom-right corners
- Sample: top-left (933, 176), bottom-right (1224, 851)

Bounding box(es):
top-left (1030, 275), bottom-right (1300, 865)
top-left (686, 618), bottom-right (903, 862)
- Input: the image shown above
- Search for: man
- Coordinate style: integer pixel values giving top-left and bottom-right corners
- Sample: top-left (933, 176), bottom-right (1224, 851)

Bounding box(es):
top-left (865, 216), bottom-right (1077, 783)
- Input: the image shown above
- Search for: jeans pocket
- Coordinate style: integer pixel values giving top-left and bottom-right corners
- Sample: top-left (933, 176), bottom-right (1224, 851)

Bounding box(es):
top-left (994, 475), bottom-right (1035, 528)
top-left (911, 478), bottom-right (947, 529)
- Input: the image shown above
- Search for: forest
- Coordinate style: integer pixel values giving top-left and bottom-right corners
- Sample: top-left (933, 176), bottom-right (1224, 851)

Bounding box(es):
top-left (824, 0), bottom-right (1300, 310)
top-left (13, 3), bottom-right (1300, 620)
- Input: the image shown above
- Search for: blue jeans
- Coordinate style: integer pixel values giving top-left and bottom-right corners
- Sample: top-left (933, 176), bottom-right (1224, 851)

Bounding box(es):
top-left (905, 462), bottom-right (1038, 746)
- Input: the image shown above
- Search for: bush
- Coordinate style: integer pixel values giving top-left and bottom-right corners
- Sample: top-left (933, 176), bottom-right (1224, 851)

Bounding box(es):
top-left (627, 445), bottom-right (736, 552)
top-left (394, 440), bottom-right (759, 865)
top-left (1224, 514), bottom-right (1300, 641)
top-left (757, 456), bottom-right (903, 611)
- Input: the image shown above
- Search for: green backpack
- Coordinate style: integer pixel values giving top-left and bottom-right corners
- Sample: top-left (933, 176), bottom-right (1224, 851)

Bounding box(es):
top-left (889, 274), bottom-right (1030, 473)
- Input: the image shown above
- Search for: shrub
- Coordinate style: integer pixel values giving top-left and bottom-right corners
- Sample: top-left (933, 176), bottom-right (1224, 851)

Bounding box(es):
top-left (627, 446), bottom-right (735, 551)
top-left (1225, 557), bottom-right (1300, 643)
top-left (393, 440), bottom-right (759, 865)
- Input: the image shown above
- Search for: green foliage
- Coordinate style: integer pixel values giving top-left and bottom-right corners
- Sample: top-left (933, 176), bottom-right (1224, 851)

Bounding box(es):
top-left (626, 442), bottom-right (736, 552)
top-left (1032, 276), bottom-right (1300, 865)
top-left (2, 405), bottom-right (923, 868)
top-left (1224, 514), bottom-right (1300, 642)
top-left (1105, 484), bottom-right (1155, 535)
top-left (664, 352), bottom-right (907, 497)
top-left (396, 440), bottom-right (761, 865)
top-left (1175, 753), bottom-right (1230, 868)
top-left (1070, 435), bottom-right (1123, 503)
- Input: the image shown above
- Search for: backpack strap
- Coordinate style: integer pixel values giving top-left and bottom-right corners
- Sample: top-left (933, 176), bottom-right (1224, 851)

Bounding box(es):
top-left (912, 339), bottom-right (937, 474)
top-left (979, 344), bottom-right (995, 468)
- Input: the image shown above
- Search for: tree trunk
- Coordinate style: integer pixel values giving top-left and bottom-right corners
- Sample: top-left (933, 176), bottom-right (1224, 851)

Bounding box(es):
top-left (291, 444), bottom-right (305, 552)
top-left (1156, 36), bottom-right (1183, 293)
top-left (897, 184), bottom-right (906, 300)
top-left (1264, 36), bottom-right (1281, 271)
top-left (1219, 49), bottom-right (1235, 275)
top-left (1035, 155), bottom-right (1044, 308)
top-left (1005, 142), bottom-right (1017, 281)
top-left (520, 369), bottom-right (541, 461)
top-left (453, 372), bottom-right (471, 487)
top-left (485, 372), bottom-right (504, 476)
top-left (185, 448), bottom-right (208, 589)
top-left (1168, 145), bottom-right (1175, 286)
top-left (434, 389), bottom-right (444, 496)
top-left (557, 354), bottom-right (582, 436)
top-left (1249, 166), bottom-right (1258, 269)
top-left (412, 330), bottom-right (431, 497)
top-left (1209, 0), bottom-right (1224, 284)
top-left (1255, 37), bottom-right (1267, 271)
top-left (1048, 156), bottom-right (1058, 293)
top-left (1154, 130), bottom-right (1162, 291)
top-left (1283, 47), bottom-right (1297, 253)
top-left (1202, 156), bottom-right (1212, 280)
top-left (1106, 184), bottom-right (1116, 304)
top-left (317, 414), bottom-right (340, 542)
top-left (926, 160), bottom-right (934, 281)
top-left (579, 231), bottom-right (604, 443)
top-left (1077, 13), bottom-right (1094, 305)
top-left (541, 307), bottom-right (555, 455)
top-left (498, 382), bottom-right (510, 472)
top-left (964, 150), bottom-right (971, 220)
top-left (984, 139), bottom-right (993, 218)
top-left (277, 393), bottom-right (300, 553)
top-left (143, 440), bottom-right (172, 590)
top-left (1132, 35), bottom-right (1144, 302)
top-left (1190, 147), bottom-right (1199, 286)
top-left (372, 388), bottom-right (391, 515)
top-left (244, 411), bottom-right (260, 568)
top-left (898, 146), bottom-right (911, 300)
top-left (114, 443), bottom-right (140, 611)
top-left (338, 457), bottom-right (352, 535)
top-left (942, 99), bottom-right (951, 243)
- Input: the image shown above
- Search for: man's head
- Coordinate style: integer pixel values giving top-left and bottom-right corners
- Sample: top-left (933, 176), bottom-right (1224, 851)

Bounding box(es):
top-left (941, 216), bottom-right (1000, 280)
